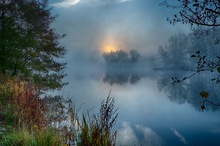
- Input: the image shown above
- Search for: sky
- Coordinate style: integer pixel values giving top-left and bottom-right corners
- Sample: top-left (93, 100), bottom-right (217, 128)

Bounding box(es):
top-left (50, 0), bottom-right (189, 55)
top-left (47, 1), bottom-right (220, 146)
top-left (49, 0), bottom-right (190, 82)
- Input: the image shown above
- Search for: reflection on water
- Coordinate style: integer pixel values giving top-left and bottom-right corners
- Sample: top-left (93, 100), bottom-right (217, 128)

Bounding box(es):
top-left (63, 31), bottom-right (220, 146)
top-left (103, 65), bottom-right (143, 85)
top-left (103, 63), bottom-right (220, 111)
top-left (85, 33), bottom-right (220, 145)
top-left (64, 63), bottom-right (220, 146)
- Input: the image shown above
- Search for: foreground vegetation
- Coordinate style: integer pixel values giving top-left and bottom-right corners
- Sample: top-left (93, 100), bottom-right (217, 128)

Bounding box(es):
top-left (0, 78), bottom-right (118, 146)
top-left (0, 1), bottom-right (118, 145)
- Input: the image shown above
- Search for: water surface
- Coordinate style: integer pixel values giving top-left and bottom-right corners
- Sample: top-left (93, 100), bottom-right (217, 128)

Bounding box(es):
top-left (60, 55), bottom-right (220, 146)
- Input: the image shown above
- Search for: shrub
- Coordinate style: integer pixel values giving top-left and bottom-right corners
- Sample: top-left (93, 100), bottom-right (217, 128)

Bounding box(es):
top-left (0, 78), bottom-right (48, 129)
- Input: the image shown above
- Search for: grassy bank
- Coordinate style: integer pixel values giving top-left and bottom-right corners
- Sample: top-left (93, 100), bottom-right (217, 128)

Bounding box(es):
top-left (0, 78), bottom-right (118, 146)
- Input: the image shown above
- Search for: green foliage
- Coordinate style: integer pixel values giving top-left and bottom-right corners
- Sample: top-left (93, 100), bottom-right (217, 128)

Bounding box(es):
top-left (0, 0), bottom-right (66, 90)
top-left (0, 128), bottom-right (65, 146)
top-left (2, 104), bottom-right (16, 126)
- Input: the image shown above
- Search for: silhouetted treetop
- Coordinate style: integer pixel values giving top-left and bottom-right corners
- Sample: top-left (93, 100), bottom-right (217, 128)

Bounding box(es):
top-left (161, 0), bottom-right (220, 27)
top-left (103, 50), bottom-right (141, 64)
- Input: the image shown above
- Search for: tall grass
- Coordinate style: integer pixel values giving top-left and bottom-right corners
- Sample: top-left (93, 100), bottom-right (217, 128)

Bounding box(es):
top-left (0, 128), bottom-right (64, 146)
top-left (0, 78), bottom-right (118, 146)
top-left (79, 94), bottom-right (118, 146)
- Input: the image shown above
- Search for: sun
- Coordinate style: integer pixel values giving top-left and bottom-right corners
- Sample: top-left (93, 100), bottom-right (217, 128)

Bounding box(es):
top-left (104, 45), bottom-right (118, 53)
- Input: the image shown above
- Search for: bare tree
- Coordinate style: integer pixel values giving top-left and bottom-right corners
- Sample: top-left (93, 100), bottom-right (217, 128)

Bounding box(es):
top-left (161, 0), bottom-right (220, 27)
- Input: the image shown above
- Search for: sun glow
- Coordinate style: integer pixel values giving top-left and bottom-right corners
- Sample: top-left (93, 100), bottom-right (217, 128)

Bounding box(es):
top-left (100, 36), bottom-right (122, 53)
top-left (104, 45), bottom-right (118, 53)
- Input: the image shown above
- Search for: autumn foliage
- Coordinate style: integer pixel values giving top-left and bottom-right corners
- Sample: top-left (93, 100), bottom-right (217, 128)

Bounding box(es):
top-left (0, 78), bottom-right (48, 129)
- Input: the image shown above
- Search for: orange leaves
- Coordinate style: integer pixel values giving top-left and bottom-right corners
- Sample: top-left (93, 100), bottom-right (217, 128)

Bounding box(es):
top-left (199, 91), bottom-right (209, 99)
top-left (199, 91), bottom-right (209, 111)
top-left (2, 78), bottom-right (48, 129)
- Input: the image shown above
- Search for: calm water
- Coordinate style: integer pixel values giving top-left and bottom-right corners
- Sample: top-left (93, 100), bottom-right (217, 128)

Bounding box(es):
top-left (47, 0), bottom-right (220, 145)
top-left (59, 53), bottom-right (220, 146)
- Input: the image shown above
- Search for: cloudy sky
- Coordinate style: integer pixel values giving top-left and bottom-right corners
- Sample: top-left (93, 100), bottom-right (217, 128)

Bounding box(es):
top-left (50, 0), bottom-right (189, 56)
top-left (48, 1), bottom-right (220, 146)
top-left (49, 0), bottom-right (190, 82)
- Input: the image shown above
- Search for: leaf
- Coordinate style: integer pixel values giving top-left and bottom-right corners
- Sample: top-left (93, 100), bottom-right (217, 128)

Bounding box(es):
top-left (217, 66), bottom-right (220, 73)
top-left (199, 91), bottom-right (209, 99)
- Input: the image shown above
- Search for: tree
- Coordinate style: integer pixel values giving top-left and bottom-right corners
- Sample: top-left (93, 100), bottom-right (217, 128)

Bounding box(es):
top-left (161, 0), bottom-right (220, 27)
top-left (161, 0), bottom-right (220, 110)
top-left (103, 50), bottom-right (144, 85)
top-left (155, 29), bottom-right (220, 110)
top-left (129, 50), bottom-right (141, 63)
top-left (157, 33), bottom-right (189, 69)
top-left (0, 0), bottom-right (66, 90)
top-left (103, 50), bottom-right (129, 64)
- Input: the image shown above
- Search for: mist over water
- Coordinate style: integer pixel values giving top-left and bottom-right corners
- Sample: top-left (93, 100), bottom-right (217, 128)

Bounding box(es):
top-left (60, 47), bottom-right (220, 146)
top-left (58, 31), bottom-right (220, 146)
top-left (50, 1), bottom-right (220, 145)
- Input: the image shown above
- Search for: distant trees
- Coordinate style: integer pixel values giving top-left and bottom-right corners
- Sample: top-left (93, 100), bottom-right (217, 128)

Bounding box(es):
top-left (157, 33), bottom-right (189, 69)
top-left (157, 29), bottom-right (220, 110)
top-left (103, 50), bottom-right (141, 64)
top-left (161, 0), bottom-right (220, 109)
top-left (102, 50), bottom-right (143, 85)
top-left (0, 0), bottom-right (66, 90)
top-left (157, 29), bottom-right (220, 70)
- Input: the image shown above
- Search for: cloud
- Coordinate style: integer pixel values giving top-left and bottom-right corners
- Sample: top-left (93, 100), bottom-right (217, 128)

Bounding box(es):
top-left (51, 0), bottom-right (131, 8)
top-left (116, 0), bottom-right (131, 3)
top-left (140, 126), bottom-right (163, 146)
top-left (51, 0), bottom-right (80, 8)
top-left (117, 122), bottom-right (139, 145)
top-left (117, 122), bottom-right (162, 146)
top-left (171, 127), bottom-right (187, 144)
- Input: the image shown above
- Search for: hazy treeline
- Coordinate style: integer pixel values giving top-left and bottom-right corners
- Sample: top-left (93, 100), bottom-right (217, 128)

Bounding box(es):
top-left (102, 27), bottom-right (220, 110)
top-left (157, 28), bottom-right (220, 70)
top-left (102, 50), bottom-right (156, 85)
top-left (157, 28), bottom-right (220, 110)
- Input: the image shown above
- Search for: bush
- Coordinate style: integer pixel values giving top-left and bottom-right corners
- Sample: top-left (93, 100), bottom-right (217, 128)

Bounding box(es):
top-left (0, 78), bottom-right (48, 129)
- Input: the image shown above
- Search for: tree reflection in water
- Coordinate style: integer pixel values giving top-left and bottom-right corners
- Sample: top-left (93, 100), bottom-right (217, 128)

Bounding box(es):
top-left (102, 30), bottom-right (220, 111)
